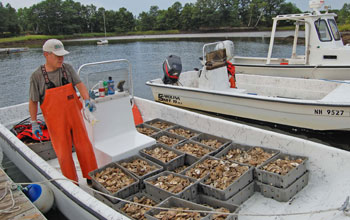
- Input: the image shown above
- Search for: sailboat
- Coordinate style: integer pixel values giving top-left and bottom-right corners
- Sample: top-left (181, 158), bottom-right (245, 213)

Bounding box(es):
top-left (97, 11), bottom-right (108, 45)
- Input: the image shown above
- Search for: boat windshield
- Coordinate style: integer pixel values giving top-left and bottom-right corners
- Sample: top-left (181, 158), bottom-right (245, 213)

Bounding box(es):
top-left (314, 19), bottom-right (332, 42)
top-left (328, 19), bottom-right (341, 41)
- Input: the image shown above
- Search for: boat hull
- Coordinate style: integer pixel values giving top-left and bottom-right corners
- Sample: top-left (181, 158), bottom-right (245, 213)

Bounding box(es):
top-left (234, 64), bottom-right (350, 80)
top-left (148, 82), bottom-right (350, 131)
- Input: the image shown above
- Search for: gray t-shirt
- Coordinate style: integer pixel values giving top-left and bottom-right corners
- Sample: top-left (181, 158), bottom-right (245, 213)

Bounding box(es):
top-left (29, 63), bottom-right (81, 104)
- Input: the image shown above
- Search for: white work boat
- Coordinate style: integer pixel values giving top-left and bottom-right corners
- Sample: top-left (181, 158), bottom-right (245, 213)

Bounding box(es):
top-left (147, 40), bottom-right (350, 131)
top-left (231, 0), bottom-right (350, 80)
top-left (1, 59), bottom-right (350, 220)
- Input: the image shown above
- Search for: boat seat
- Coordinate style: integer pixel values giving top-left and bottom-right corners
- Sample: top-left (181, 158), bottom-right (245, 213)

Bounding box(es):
top-left (90, 93), bottom-right (155, 167)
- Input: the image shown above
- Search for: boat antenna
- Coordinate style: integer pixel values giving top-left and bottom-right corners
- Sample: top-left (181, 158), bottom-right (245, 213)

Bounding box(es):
top-left (309, 0), bottom-right (325, 15)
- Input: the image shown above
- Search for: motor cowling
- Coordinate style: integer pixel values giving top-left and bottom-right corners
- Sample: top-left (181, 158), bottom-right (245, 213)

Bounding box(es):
top-left (162, 55), bottom-right (182, 84)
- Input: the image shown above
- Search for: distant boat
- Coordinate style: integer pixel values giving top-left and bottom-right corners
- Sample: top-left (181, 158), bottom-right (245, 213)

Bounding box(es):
top-left (0, 47), bottom-right (29, 54)
top-left (97, 11), bottom-right (108, 45)
top-left (97, 39), bottom-right (108, 45)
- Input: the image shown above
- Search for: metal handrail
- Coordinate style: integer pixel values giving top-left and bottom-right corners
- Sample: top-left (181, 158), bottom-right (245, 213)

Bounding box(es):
top-left (77, 59), bottom-right (134, 100)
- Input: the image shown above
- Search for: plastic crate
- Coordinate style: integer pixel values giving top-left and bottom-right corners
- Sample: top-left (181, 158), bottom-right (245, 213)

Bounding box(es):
top-left (88, 162), bottom-right (140, 203)
top-left (136, 123), bottom-right (161, 137)
top-left (115, 191), bottom-right (160, 220)
top-left (194, 194), bottom-right (239, 220)
top-left (116, 155), bottom-right (164, 189)
top-left (257, 171), bottom-right (309, 202)
top-left (26, 141), bottom-right (57, 161)
top-left (139, 143), bottom-right (185, 171)
top-left (171, 154), bottom-right (199, 174)
top-left (215, 143), bottom-right (280, 168)
top-left (145, 196), bottom-right (212, 220)
top-left (199, 162), bottom-right (254, 200)
top-left (144, 118), bottom-right (177, 130)
top-left (181, 155), bottom-right (223, 181)
top-left (256, 153), bottom-right (308, 188)
top-left (151, 131), bottom-right (187, 147)
top-left (174, 140), bottom-right (216, 164)
top-left (144, 171), bottom-right (198, 202)
top-left (165, 125), bottom-right (201, 139)
top-left (191, 133), bottom-right (232, 154)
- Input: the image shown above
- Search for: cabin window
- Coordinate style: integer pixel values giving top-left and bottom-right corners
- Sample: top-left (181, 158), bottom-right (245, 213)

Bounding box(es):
top-left (314, 19), bottom-right (332, 42)
top-left (328, 19), bottom-right (341, 41)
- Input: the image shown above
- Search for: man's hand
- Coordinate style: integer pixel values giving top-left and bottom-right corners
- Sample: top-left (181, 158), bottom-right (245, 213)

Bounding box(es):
top-left (85, 99), bottom-right (96, 112)
top-left (31, 121), bottom-right (43, 139)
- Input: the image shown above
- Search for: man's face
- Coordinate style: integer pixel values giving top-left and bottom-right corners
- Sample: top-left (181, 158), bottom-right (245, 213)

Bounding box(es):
top-left (45, 52), bottom-right (64, 69)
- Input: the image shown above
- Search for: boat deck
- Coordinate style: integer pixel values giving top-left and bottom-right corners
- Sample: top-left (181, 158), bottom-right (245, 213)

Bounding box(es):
top-left (0, 168), bottom-right (47, 220)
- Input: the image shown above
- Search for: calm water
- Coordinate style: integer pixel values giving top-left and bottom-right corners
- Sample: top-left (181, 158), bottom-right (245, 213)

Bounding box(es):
top-left (1, 37), bottom-right (348, 150)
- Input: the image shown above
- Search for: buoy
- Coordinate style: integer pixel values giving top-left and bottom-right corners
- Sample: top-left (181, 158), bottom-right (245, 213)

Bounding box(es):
top-left (132, 103), bottom-right (143, 125)
top-left (23, 184), bottom-right (54, 214)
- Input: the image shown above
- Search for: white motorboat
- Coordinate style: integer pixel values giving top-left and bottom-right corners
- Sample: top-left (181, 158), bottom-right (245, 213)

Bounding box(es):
top-left (147, 39), bottom-right (350, 131)
top-left (97, 39), bottom-right (108, 45)
top-left (231, 0), bottom-right (350, 80)
top-left (1, 59), bottom-right (350, 220)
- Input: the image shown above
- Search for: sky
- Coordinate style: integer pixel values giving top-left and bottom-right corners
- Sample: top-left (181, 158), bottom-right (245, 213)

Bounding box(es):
top-left (1, 0), bottom-right (348, 16)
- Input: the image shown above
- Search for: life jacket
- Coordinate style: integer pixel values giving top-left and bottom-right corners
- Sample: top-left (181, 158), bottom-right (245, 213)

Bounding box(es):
top-left (12, 120), bottom-right (50, 142)
top-left (227, 61), bottom-right (236, 88)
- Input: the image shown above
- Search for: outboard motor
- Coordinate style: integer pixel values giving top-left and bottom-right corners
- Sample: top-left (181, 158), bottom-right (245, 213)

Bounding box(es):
top-left (162, 55), bottom-right (182, 84)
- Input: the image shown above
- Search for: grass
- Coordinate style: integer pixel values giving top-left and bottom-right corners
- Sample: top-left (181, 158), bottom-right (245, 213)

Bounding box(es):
top-left (339, 24), bottom-right (350, 32)
top-left (0, 35), bottom-right (65, 43)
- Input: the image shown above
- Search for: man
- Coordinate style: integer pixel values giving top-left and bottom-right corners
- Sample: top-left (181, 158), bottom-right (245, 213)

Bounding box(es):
top-left (29, 39), bottom-right (97, 184)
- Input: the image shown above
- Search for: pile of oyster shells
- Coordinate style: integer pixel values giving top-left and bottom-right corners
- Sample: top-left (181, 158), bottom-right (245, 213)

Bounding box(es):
top-left (149, 173), bottom-right (191, 194)
top-left (137, 127), bottom-right (158, 136)
top-left (168, 127), bottom-right (198, 138)
top-left (185, 158), bottom-right (221, 180)
top-left (149, 121), bottom-right (173, 130)
top-left (121, 195), bottom-right (157, 220)
top-left (121, 158), bottom-right (157, 177)
top-left (204, 161), bottom-right (249, 190)
top-left (221, 147), bottom-right (275, 167)
top-left (262, 157), bottom-right (304, 175)
top-left (156, 135), bottom-right (180, 146)
top-left (94, 167), bottom-right (135, 193)
top-left (154, 207), bottom-right (202, 220)
top-left (143, 147), bottom-right (179, 163)
top-left (200, 138), bottom-right (223, 149)
top-left (176, 142), bottom-right (212, 158)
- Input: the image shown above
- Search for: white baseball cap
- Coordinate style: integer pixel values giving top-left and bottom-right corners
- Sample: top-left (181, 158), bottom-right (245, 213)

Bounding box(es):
top-left (43, 39), bottom-right (69, 56)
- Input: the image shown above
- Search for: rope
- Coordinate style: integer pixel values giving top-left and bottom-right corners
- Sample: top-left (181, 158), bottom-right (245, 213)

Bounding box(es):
top-left (11, 178), bottom-right (350, 217)
top-left (0, 181), bottom-right (21, 215)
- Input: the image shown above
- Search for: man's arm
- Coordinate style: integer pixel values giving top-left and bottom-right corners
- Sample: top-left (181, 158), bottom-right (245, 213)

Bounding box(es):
top-left (76, 82), bottom-right (90, 100)
top-left (29, 99), bottom-right (39, 121)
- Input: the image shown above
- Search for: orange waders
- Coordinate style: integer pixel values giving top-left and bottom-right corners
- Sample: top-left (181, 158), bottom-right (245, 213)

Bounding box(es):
top-left (41, 83), bottom-right (97, 182)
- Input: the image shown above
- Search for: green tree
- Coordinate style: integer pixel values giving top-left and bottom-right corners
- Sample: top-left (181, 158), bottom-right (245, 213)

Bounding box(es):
top-left (338, 3), bottom-right (350, 25)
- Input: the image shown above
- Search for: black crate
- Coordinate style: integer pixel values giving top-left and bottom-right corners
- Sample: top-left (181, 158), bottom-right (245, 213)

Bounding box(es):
top-left (116, 155), bottom-right (164, 189)
top-left (88, 162), bottom-right (139, 203)
top-left (144, 118), bottom-right (177, 130)
top-left (151, 131), bottom-right (187, 147)
top-left (136, 123), bottom-right (161, 136)
top-left (165, 125), bottom-right (201, 139)
top-left (171, 154), bottom-right (199, 174)
top-left (191, 133), bottom-right (231, 154)
top-left (174, 140), bottom-right (216, 164)
top-left (256, 153), bottom-right (308, 188)
top-left (145, 196), bottom-right (212, 220)
top-left (139, 143), bottom-right (185, 171)
top-left (144, 171), bottom-right (198, 202)
top-left (181, 155), bottom-right (223, 181)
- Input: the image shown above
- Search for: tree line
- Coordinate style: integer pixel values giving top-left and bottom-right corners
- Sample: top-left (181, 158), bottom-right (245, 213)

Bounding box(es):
top-left (0, 0), bottom-right (349, 36)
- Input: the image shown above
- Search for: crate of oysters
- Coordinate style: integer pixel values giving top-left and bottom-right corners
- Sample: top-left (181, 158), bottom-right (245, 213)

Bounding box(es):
top-left (171, 154), bottom-right (199, 174)
top-left (174, 140), bottom-right (217, 164)
top-left (139, 143), bottom-right (185, 170)
top-left (145, 118), bottom-right (177, 131)
top-left (151, 131), bottom-right (187, 147)
top-left (115, 192), bottom-right (160, 220)
top-left (145, 196), bottom-right (213, 220)
top-left (255, 153), bottom-right (308, 189)
top-left (144, 171), bottom-right (199, 202)
top-left (116, 155), bottom-right (164, 189)
top-left (136, 123), bottom-right (161, 137)
top-left (88, 162), bottom-right (139, 203)
top-left (166, 125), bottom-right (201, 139)
top-left (193, 194), bottom-right (239, 220)
top-left (181, 155), bottom-right (223, 181)
top-left (191, 133), bottom-right (232, 154)
top-left (199, 159), bottom-right (254, 200)
top-left (215, 143), bottom-right (280, 176)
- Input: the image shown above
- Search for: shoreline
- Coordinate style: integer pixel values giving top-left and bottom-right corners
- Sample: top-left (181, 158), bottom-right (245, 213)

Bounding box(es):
top-left (0, 31), bottom-right (349, 48)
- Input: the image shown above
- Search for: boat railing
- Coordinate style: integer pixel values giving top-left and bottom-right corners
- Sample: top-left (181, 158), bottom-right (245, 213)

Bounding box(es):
top-left (77, 59), bottom-right (134, 101)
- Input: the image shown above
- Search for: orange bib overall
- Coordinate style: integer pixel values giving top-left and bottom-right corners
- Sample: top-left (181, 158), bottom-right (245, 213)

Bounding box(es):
top-left (41, 83), bottom-right (97, 182)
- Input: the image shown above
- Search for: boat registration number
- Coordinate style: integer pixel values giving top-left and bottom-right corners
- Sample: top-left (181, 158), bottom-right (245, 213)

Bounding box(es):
top-left (158, 94), bottom-right (183, 105)
top-left (314, 109), bottom-right (347, 116)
